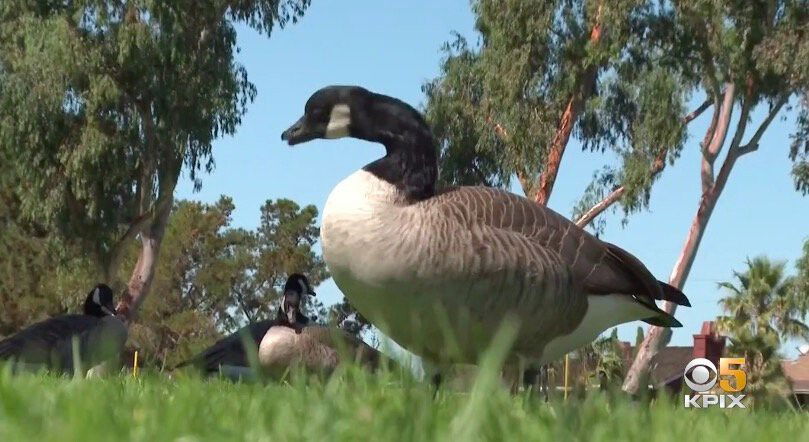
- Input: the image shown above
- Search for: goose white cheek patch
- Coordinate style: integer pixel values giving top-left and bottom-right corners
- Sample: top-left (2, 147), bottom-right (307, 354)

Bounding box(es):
top-left (325, 104), bottom-right (351, 139)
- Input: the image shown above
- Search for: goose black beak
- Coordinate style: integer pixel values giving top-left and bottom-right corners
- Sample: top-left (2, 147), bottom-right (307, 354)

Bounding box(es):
top-left (102, 304), bottom-right (117, 317)
top-left (281, 116), bottom-right (317, 146)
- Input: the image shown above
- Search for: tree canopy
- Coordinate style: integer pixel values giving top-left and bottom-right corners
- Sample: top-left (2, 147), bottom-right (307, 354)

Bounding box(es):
top-left (0, 195), bottom-right (330, 369)
top-left (424, 0), bottom-right (690, 212)
top-left (623, 0), bottom-right (809, 393)
top-left (0, 0), bottom-right (312, 318)
top-left (122, 196), bottom-right (329, 368)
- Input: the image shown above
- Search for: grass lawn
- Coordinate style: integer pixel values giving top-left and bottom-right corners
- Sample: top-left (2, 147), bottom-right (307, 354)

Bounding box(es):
top-left (0, 364), bottom-right (805, 442)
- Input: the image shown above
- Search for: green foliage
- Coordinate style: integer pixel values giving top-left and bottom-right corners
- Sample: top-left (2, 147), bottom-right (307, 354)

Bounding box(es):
top-left (718, 257), bottom-right (809, 341)
top-left (584, 329), bottom-right (627, 388)
top-left (792, 95), bottom-right (809, 194)
top-left (0, 188), bottom-right (99, 337)
top-left (0, 0), bottom-right (310, 279)
top-left (797, 238), bottom-right (809, 298)
top-left (328, 298), bottom-right (373, 338)
top-left (424, 0), bottom-right (690, 208)
top-left (661, 0), bottom-right (809, 183)
top-left (122, 197), bottom-right (329, 369)
top-left (0, 194), bottom-right (330, 369)
top-left (717, 256), bottom-right (809, 405)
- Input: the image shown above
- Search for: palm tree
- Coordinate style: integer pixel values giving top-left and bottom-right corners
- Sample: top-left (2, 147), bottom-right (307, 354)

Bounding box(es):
top-left (717, 256), bottom-right (809, 406)
top-left (718, 257), bottom-right (809, 340)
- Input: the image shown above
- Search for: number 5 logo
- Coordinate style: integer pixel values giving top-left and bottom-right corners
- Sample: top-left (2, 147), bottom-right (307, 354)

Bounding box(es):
top-left (719, 358), bottom-right (746, 392)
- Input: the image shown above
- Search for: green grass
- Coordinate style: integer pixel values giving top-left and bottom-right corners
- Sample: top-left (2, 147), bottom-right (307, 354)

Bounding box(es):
top-left (0, 364), bottom-right (806, 442)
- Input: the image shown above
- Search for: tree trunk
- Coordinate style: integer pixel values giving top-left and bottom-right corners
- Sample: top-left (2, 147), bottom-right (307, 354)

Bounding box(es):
top-left (535, 98), bottom-right (580, 205)
top-left (621, 89), bottom-right (737, 394)
top-left (620, 190), bottom-right (718, 393)
top-left (115, 195), bottom-right (173, 321)
top-left (621, 89), bottom-right (785, 395)
top-left (533, 10), bottom-right (603, 205)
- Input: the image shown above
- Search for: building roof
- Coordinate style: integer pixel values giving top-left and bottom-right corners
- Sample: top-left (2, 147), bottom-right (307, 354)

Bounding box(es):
top-left (645, 346), bottom-right (695, 385)
top-left (782, 355), bottom-right (809, 393)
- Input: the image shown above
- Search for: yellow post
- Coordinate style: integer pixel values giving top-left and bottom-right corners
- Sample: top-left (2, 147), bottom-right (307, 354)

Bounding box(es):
top-left (564, 353), bottom-right (569, 401)
top-left (133, 351), bottom-right (139, 378)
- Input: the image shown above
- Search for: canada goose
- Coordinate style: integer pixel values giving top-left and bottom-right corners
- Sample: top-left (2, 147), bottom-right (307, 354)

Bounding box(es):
top-left (0, 284), bottom-right (127, 376)
top-left (175, 273), bottom-right (315, 378)
top-left (258, 324), bottom-right (384, 378)
top-left (280, 85), bottom-right (691, 383)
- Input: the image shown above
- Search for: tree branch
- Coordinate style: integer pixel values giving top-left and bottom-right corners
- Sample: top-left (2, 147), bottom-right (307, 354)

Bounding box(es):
top-left (712, 97), bottom-right (755, 197)
top-left (683, 96), bottom-right (714, 124)
top-left (574, 99), bottom-right (713, 227)
top-left (701, 84), bottom-right (736, 190)
top-left (706, 84), bottom-right (737, 159)
top-left (738, 95), bottom-right (789, 154)
top-left (576, 187), bottom-right (624, 228)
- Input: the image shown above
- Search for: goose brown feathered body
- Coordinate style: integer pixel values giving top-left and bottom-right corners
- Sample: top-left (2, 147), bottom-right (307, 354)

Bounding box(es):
top-left (321, 170), bottom-right (683, 365)
top-left (258, 324), bottom-right (383, 376)
top-left (282, 85), bottom-right (690, 370)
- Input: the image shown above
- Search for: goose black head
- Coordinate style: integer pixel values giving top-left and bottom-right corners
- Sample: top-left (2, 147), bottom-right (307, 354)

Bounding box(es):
top-left (281, 86), bottom-right (368, 145)
top-left (281, 85), bottom-right (438, 201)
top-left (83, 284), bottom-right (117, 318)
top-left (280, 273), bottom-right (316, 325)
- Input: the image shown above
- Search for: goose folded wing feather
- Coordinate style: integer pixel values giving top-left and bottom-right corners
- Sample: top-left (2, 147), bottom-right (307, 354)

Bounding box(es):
top-left (430, 186), bottom-right (663, 302)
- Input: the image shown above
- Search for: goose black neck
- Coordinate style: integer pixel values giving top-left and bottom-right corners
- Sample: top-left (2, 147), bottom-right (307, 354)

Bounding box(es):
top-left (359, 95), bottom-right (438, 202)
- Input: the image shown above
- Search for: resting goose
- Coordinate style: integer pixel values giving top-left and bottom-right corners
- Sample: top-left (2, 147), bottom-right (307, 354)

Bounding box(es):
top-left (280, 85), bottom-right (691, 382)
top-left (175, 273), bottom-right (315, 378)
top-left (258, 324), bottom-right (384, 378)
top-left (0, 284), bottom-right (127, 376)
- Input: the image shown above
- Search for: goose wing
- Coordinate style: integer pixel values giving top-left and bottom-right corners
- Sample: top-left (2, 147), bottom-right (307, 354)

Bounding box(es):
top-left (428, 187), bottom-right (689, 314)
top-left (0, 315), bottom-right (102, 364)
top-left (177, 320), bottom-right (278, 372)
top-left (50, 316), bottom-right (128, 373)
top-left (298, 326), bottom-right (384, 369)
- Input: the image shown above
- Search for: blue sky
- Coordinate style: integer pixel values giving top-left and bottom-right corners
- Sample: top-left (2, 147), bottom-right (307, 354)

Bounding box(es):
top-left (175, 1), bottom-right (809, 357)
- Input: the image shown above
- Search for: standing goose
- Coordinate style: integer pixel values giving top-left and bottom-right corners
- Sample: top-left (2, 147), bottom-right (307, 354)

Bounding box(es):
top-left (280, 85), bottom-right (690, 381)
top-left (0, 284), bottom-right (127, 376)
top-left (174, 273), bottom-right (315, 378)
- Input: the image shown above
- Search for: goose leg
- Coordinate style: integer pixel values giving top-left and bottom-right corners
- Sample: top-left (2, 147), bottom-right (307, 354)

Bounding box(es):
top-left (522, 365), bottom-right (540, 394)
top-left (422, 360), bottom-right (449, 398)
top-left (502, 358), bottom-right (527, 394)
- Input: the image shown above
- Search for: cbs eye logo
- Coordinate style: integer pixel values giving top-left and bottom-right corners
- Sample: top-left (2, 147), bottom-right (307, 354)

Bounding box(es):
top-left (684, 358), bottom-right (720, 392)
top-left (684, 358), bottom-right (746, 392)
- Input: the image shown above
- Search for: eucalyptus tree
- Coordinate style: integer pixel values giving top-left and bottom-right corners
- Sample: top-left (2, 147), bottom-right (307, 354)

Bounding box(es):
top-left (125, 197), bottom-right (329, 368)
top-left (623, 0), bottom-right (809, 393)
top-left (424, 0), bottom-right (694, 207)
top-left (425, 0), bottom-right (809, 394)
top-left (0, 0), bottom-right (311, 320)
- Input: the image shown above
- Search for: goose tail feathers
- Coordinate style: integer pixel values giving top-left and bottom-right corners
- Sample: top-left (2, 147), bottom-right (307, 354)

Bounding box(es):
top-left (657, 281), bottom-right (691, 307)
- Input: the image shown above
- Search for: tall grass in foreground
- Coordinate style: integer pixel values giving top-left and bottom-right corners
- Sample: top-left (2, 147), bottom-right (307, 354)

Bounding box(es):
top-left (1, 365), bottom-right (806, 442)
top-left (0, 326), bottom-right (805, 441)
